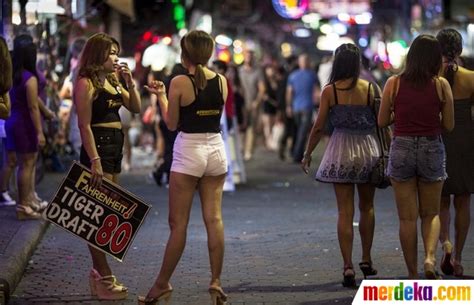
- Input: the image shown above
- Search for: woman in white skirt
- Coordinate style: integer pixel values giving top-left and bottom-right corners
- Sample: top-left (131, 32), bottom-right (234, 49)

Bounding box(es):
top-left (302, 44), bottom-right (380, 287)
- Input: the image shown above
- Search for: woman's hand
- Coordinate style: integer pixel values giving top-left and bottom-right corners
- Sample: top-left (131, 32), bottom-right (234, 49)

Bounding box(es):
top-left (117, 62), bottom-right (133, 86)
top-left (144, 80), bottom-right (166, 97)
top-left (90, 159), bottom-right (103, 189)
top-left (301, 154), bottom-right (312, 174)
top-left (37, 133), bottom-right (46, 148)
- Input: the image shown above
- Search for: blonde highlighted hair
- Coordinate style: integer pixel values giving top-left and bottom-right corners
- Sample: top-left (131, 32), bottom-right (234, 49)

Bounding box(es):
top-left (180, 30), bottom-right (215, 90)
top-left (76, 33), bottom-right (120, 93)
top-left (0, 36), bottom-right (12, 94)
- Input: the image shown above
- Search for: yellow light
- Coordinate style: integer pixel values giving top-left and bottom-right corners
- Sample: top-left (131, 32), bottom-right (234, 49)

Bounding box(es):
top-left (218, 50), bottom-right (231, 63)
top-left (281, 42), bottom-right (292, 58)
top-left (233, 53), bottom-right (244, 65)
top-left (162, 36), bottom-right (172, 45)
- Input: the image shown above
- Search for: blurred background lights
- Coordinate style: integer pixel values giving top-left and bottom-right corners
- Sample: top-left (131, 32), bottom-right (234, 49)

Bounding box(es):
top-left (320, 23), bottom-right (333, 35)
top-left (355, 12), bottom-right (372, 25)
top-left (215, 34), bottom-right (233, 46)
top-left (358, 37), bottom-right (368, 48)
top-left (293, 28), bottom-right (311, 38)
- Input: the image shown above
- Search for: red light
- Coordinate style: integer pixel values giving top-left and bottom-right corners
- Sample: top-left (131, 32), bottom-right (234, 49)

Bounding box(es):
top-left (383, 61), bottom-right (391, 70)
top-left (143, 31), bottom-right (152, 41)
top-left (152, 35), bottom-right (159, 43)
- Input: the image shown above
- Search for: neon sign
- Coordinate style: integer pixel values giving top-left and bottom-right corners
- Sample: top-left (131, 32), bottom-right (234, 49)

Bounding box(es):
top-left (272, 0), bottom-right (309, 19)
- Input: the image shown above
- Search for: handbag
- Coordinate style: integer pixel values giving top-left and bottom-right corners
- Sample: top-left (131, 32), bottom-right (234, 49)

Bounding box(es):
top-left (369, 82), bottom-right (391, 189)
top-left (0, 92), bottom-right (11, 119)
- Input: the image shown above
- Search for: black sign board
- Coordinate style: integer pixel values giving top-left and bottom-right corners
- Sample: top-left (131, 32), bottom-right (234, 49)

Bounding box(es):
top-left (43, 162), bottom-right (151, 261)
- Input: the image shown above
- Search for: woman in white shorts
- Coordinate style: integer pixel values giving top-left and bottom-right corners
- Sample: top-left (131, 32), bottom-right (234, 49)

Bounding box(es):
top-left (141, 30), bottom-right (229, 305)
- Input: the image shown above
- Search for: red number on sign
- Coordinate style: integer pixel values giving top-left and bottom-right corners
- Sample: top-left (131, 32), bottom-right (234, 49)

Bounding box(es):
top-left (95, 214), bottom-right (133, 254)
top-left (110, 222), bottom-right (132, 254)
top-left (96, 214), bottom-right (119, 246)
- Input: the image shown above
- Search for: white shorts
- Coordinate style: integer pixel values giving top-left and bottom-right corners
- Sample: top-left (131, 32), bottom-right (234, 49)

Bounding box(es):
top-left (171, 132), bottom-right (227, 177)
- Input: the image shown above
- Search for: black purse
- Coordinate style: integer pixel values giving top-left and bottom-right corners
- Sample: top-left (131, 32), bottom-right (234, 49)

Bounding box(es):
top-left (369, 83), bottom-right (391, 189)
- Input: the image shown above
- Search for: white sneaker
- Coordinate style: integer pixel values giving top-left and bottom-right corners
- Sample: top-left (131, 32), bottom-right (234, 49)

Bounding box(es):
top-left (0, 191), bottom-right (16, 206)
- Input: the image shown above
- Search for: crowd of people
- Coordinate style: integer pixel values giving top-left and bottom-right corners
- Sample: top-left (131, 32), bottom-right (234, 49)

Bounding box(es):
top-left (0, 26), bottom-right (472, 304)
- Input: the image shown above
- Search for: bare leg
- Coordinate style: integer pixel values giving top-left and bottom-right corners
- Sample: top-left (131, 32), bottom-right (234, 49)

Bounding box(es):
top-left (147, 172), bottom-right (199, 298)
top-left (357, 183), bottom-right (376, 264)
top-left (88, 172), bottom-right (116, 276)
top-left (418, 180), bottom-right (443, 267)
top-left (198, 174), bottom-right (226, 288)
top-left (16, 152), bottom-right (37, 207)
top-left (453, 194), bottom-right (471, 264)
top-left (392, 178), bottom-right (419, 278)
top-left (439, 196), bottom-right (451, 246)
top-left (0, 151), bottom-right (16, 193)
top-left (333, 183), bottom-right (355, 270)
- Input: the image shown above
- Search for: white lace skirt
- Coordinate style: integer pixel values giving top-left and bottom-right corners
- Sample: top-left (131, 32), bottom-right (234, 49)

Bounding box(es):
top-left (316, 130), bottom-right (380, 184)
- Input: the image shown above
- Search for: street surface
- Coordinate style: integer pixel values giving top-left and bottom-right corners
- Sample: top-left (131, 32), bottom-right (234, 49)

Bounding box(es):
top-left (9, 144), bottom-right (474, 305)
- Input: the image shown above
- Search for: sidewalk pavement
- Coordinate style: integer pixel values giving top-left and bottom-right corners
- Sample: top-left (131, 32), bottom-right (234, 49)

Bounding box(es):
top-left (2, 144), bottom-right (474, 305)
top-left (0, 172), bottom-right (63, 305)
top-left (0, 146), bottom-right (155, 305)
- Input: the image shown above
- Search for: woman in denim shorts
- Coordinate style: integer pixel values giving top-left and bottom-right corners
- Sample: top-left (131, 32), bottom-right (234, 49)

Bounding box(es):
top-left (378, 35), bottom-right (454, 279)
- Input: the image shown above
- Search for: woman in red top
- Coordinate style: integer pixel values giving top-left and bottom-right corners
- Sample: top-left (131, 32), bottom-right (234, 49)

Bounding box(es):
top-left (378, 35), bottom-right (454, 279)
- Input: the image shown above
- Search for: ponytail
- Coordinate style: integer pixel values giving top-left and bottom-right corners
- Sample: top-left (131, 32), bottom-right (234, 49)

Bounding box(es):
top-left (194, 63), bottom-right (207, 90)
top-left (443, 60), bottom-right (458, 88)
top-left (436, 28), bottom-right (463, 88)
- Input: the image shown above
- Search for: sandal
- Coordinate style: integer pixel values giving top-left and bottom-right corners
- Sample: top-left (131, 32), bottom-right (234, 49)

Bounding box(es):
top-left (359, 261), bottom-right (377, 279)
top-left (424, 261), bottom-right (442, 279)
top-left (440, 241), bottom-right (454, 275)
top-left (342, 266), bottom-right (357, 288)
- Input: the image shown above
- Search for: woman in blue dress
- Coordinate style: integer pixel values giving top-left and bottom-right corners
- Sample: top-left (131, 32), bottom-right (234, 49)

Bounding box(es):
top-left (302, 44), bottom-right (380, 287)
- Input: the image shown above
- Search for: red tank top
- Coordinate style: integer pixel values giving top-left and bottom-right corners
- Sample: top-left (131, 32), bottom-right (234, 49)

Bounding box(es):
top-left (393, 77), bottom-right (442, 136)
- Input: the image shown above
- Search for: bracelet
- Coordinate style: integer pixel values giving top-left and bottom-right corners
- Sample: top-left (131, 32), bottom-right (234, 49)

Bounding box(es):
top-left (90, 156), bottom-right (101, 163)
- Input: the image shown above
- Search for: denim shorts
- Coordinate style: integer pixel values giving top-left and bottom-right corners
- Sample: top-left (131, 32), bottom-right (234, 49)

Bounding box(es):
top-left (387, 135), bottom-right (447, 182)
top-left (80, 127), bottom-right (124, 174)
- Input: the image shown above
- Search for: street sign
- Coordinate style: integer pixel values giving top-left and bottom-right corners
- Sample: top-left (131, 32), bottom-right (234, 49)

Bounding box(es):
top-left (43, 162), bottom-right (151, 261)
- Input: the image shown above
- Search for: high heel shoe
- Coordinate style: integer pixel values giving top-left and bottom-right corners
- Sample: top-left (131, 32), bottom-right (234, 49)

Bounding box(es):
top-left (89, 268), bottom-right (128, 300)
top-left (440, 241), bottom-right (454, 275)
top-left (16, 205), bottom-right (42, 220)
top-left (29, 200), bottom-right (48, 212)
top-left (424, 262), bottom-right (442, 279)
top-left (359, 261), bottom-right (377, 279)
top-left (209, 286), bottom-right (227, 305)
top-left (342, 266), bottom-right (357, 288)
top-left (137, 289), bottom-right (173, 305)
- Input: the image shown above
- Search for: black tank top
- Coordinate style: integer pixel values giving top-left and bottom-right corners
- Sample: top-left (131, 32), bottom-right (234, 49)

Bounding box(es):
top-left (178, 74), bottom-right (224, 133)
top-left (90, 88), bottom-right (123, 125)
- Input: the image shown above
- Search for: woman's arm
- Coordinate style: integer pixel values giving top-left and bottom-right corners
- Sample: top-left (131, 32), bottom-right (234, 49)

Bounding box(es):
top-left (144, 76), bottom-right (182, 131)
top-left (37, 97), bottom-right (56, 120)
top-left (301, 85), bottom-right (331, 174)
top-left (25, 77), bottom-right (45, 147)
top-left (378, 76), bottom-right (396, 127)
top-left (438, 77), bottom-right (454, 131)
top-left (75, 78), bottom-right (103, 187)
top-left (117, 63), bottom-right (141, 113)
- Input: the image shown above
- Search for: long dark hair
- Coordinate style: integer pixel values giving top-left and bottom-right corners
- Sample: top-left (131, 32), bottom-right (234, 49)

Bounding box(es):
top-left (0, 36), bottom-right (12, 94)
top-left (12, 34), bottom-right (38, 86)
top-left (329, 43), bottom-right (360, 90)
top-left (76, 33), bottom-right (120, 92)
top-left (436, 29), bottom-right (463, 87)
top-left (402, 35), bottom-right (442, 88)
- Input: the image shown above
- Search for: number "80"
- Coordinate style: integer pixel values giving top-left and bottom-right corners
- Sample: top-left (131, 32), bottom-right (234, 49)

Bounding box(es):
top-left (95, 214), bottom-right (132, 254)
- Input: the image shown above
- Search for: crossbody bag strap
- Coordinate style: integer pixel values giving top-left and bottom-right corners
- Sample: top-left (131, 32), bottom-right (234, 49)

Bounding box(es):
top-left (370, 82), bottom-right (386, 157)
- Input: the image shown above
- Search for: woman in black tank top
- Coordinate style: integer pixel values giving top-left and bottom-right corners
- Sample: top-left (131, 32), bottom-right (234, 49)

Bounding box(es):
top-left (74, 33), bottom-right (141, 300)
top-left (142, 30), bottom-right (229, 305)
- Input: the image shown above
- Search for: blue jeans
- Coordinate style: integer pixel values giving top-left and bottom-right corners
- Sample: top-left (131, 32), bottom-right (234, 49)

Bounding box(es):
top-left (387, 135), bottom-right (447, 182)
top-left (292, 110), bottom-right (312, 162)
